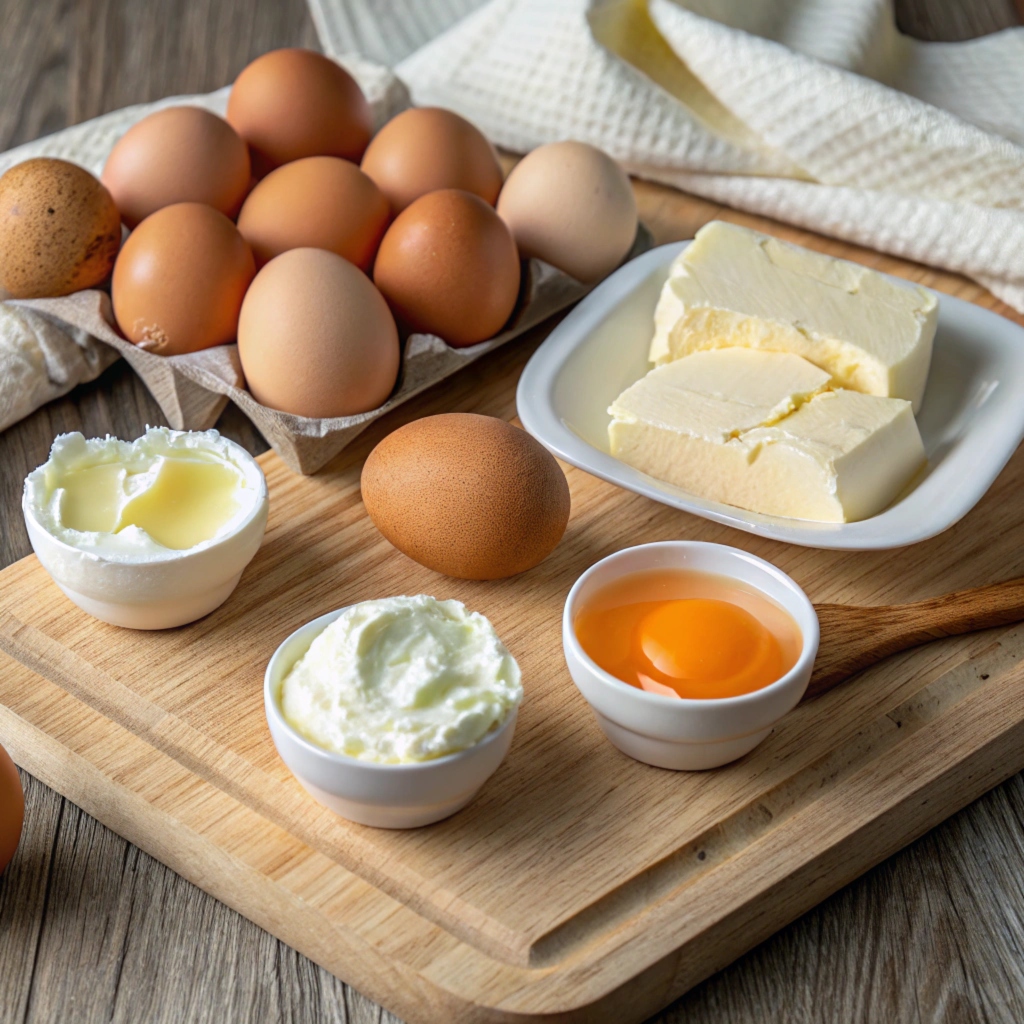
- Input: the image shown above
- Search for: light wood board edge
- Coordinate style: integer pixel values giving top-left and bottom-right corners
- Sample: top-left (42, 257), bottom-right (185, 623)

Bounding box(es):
top-left (0, 584), bottom-right (1007, 974)
top-left (4, 621), bottom-right (1024, 1023)
top-left (0, 652), bottom-right (499, 1024)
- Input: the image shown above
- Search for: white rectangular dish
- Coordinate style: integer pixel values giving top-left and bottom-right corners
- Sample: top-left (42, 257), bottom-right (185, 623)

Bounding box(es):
top-left (517, 241), bottom-right (1024, 550)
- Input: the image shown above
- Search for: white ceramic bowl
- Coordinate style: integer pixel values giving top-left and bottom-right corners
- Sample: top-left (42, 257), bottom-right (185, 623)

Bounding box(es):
top-left (563, 541), bottom-right (819, 770)
top-left (23, 437), bottom-right (268, 630)
top-left (264, 608), bottom-right (518, 829)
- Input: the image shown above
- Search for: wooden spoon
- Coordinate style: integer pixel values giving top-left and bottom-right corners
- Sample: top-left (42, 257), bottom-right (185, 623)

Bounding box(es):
top-left (807, 576), bottom-right (1024, 701)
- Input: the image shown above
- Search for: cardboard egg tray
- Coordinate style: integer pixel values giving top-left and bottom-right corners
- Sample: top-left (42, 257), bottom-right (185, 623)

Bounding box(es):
top-left (12, 225), bottom-right (650, 474)
top-left (0, 53), bottom-right (651, 473)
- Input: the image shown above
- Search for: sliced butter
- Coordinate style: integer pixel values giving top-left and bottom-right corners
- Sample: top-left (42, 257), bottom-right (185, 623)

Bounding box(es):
top-left (615, 348), bottom-right (832, 441)
top-left (649, 221), bottom-right (938, 411)
top-left (609, 349), bottom-right (926, 523)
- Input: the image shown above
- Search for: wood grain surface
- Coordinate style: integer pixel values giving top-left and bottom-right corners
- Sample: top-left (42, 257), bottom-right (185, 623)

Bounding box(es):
top-left (1, 1), bottom-right (1024, 1023)
top-left (7, 392), bottom-right (1024, 1021)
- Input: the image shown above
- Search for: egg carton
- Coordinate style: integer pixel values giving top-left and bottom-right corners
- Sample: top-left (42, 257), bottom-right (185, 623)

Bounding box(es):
top-left (12, 223), bottom-right (651, 474)
top-left (0, 51), bottom-right (651, 473)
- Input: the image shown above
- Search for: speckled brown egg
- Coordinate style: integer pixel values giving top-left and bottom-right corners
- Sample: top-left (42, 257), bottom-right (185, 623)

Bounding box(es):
top-left (237, 156), bottom-right (389, 270)
top-left (0, 158), bottom-right (121, 298)
top-left (360, 107), bottom-right (503, 214)
top-left (227, 49), bottom-right (373, 172)
top-left (361, 413), bottom-right (571, 580)
top-left (497, 141), bottom-right (637, 283)
top-left (101, 106), bottom-right (251, 229)
top-left (112, 202), bottom-right (255, 355)
top-left (373, 189), bottom-right (520, 348)
top-left (0, 741), bottom-right (23, 875)
top-left (237, 247), bottom-right (400, 418)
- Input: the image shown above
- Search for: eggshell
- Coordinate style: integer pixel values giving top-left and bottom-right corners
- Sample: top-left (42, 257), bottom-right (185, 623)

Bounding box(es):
top-left (0, 741), bottom-right (24, 875)
top-left (360, 107), bottom-right (503, 214)
top-left (237, 157), bottom-right (389, 270)
top-left (0, 158), bottom-right (121, 298)
top-left (112, 202), bottom-right (255, 355)
top-left (496, 141), bottom-right (637, 283)
top-left (361, 413), bottom-right (571, 580)
top-left (101, 106), bottom-right (251, 229)
top-left (373, 189), bottom-right (520, 348)
top-left (237, 247), bottom-right (399, 418)
top-left (227, 49), bottom-right (373, 170)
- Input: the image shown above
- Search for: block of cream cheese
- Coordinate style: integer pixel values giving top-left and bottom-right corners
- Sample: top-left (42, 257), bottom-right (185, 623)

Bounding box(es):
top-left (649, 221), bottom-right (938, 411)
top-left (609, 349), bottom-right (926, 523)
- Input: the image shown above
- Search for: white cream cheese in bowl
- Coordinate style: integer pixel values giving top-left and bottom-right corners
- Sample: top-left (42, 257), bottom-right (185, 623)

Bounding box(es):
top-left (23, 427), bottom-right (269, 629)
top-left (265, 596), bottom-right (523, 828)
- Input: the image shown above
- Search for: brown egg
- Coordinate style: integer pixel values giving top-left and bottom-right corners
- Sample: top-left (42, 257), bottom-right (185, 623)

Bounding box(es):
top-left (360, 107), bottom-right (503, 214)
top-left (237, 157), bottom-right (389, 270)
top-left (497, 141), bottom-right (637, 282)
top-left (101, 106), bottom-right (251, 229)
top-left (238, 247), bottom-right (399, 418)
top-left (373, 189), bottom-right (520, 348)
top-left (0, 741), bottom-right (23, 875)
top-left (112, 202), bottom-right (255, 355)
top-left (361, 413), bottom-right (570, 579)
top-left (0, 158), bottom-right (120, 298)
top-left (227, 49), bottom-right (372, 170)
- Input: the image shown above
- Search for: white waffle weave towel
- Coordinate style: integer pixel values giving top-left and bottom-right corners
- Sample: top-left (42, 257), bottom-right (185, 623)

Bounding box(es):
top-left (3, 0), bottom-right (1022, 436)
top-left (310, 0), bottom-right (1024, 311)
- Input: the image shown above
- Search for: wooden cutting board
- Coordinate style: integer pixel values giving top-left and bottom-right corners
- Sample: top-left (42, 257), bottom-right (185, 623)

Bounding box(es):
top-left (3, 423), bottom-right (1024, 1023)
top-left (3, 188), bottom-right (1024, 1023)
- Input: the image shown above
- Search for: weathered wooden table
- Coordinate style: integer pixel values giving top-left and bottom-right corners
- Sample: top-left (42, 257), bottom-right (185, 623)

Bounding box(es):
top-left (2, 1), bottom-right (1023, 1021)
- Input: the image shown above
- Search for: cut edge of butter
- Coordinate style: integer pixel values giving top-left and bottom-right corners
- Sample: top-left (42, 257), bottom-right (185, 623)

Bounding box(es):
top-left (608, 349), bottom-right (926, 523)
top-left (610, 348), bottom-right (832, 443)
top-left (649, 221), bottom-right (938, 412)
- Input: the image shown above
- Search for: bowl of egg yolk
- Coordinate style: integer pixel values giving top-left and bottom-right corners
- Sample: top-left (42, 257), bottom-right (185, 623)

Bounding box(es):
top-left (563, 541), bottom-right (819, 770)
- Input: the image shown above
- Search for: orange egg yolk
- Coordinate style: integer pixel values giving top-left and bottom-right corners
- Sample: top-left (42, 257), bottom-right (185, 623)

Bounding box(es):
top-left (576, 595), bottom-right (791, 699)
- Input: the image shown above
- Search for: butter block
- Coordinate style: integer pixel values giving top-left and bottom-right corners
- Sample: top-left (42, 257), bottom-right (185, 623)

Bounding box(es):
top-left (609, 350), bottom-right (926, 523)
top-left (612, 348), bottom-right (832, 441)
top-left (649, 221), bottom-right (938, 412)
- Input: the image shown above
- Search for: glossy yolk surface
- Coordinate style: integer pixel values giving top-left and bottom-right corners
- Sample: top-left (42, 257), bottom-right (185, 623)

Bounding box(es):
top-left (576, 596), bottom-right (788, 699)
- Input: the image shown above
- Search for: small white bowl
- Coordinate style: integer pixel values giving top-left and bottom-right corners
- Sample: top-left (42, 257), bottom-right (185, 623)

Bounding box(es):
top-left (23, 436), bottom-right (268, 630)
top-left (264, 609), bottom-right (518, 829)
top-left (562, 541), bottom-right (819, 770)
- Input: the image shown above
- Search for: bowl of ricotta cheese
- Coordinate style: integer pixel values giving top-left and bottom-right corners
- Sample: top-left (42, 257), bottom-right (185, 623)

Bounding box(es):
top-left (265, 595), bottom-right (523, 828)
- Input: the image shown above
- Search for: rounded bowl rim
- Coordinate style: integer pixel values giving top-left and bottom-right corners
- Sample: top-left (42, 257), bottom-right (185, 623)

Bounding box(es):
top-left (562, 540), bottom-right (819, 711)
top-left (264, 606), bottom-right (520, 774)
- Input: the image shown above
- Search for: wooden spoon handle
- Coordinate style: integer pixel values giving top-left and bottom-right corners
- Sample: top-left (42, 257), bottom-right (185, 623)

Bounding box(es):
top-left (876, 575), bottom-right (1024, 636)
top-left (807, 576), bottom-right (1024, 700)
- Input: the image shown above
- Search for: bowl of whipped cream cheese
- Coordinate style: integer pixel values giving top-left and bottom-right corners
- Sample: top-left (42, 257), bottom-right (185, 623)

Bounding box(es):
top-left (264, 595), bottom-right (523, 828)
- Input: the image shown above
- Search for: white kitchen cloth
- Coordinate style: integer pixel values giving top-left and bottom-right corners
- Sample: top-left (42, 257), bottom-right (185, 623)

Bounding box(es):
top-left (310, 0), bottom-right (1024, 310)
